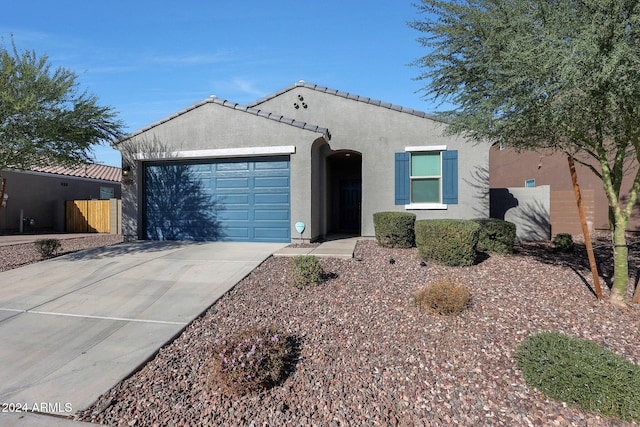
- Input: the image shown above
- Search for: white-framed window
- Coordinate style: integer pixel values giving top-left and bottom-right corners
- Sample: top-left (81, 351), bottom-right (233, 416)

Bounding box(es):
top-left (410, 151), bottom-right (443, 204)
top-left (525, 179), bottom-right (535, 188)
top-left (398, 145), bottom-right (453, 210)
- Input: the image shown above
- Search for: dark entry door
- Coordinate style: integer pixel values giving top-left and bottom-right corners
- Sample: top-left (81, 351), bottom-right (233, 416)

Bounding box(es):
top-left (339, 179), bottom-right (362, 232)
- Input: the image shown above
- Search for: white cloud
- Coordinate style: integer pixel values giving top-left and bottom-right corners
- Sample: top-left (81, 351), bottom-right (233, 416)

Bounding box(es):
top-left (148, 50), bottom-right (237, 67)
top-left (210, 78), bottom-right (267, 103)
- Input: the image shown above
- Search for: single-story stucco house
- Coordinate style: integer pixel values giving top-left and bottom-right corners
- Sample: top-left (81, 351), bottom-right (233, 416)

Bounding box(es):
top-left (117, 81), bottom-right (490, 243)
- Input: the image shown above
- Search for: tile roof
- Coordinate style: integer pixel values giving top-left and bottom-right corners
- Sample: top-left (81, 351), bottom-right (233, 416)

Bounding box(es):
top-left (121, 96), bottom-right (331, 142)
top-left (30, 163), bottom-right (122, 182)
top-left (119, 81), bottom-right (441, 145)
top-left (249, 81), bottom-right (443, 121)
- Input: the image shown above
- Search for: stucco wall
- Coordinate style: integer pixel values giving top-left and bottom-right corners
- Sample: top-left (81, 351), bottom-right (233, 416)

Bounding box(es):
top-left (117, 101), bottom-right (328, 241)
top-left (255, 87), bottom-right (491, 237)
top-left (119, 86), bottom-right (491, 242)
top-left (490, 185), bottom-right (551, 241)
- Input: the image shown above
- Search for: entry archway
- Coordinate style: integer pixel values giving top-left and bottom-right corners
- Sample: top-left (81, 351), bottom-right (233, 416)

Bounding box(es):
top-left (326, 150), bottom-right (362, 235)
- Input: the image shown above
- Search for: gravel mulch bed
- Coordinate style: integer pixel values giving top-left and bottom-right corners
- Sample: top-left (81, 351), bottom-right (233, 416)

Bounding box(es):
top-left (73, 237), bottom-right (640, 426)
top-left (0, 234), bottom-right (124, 272)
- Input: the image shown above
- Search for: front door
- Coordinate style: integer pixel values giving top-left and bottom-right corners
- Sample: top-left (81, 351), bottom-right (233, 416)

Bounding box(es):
top-left (339, 179), bottom-right (362, 232)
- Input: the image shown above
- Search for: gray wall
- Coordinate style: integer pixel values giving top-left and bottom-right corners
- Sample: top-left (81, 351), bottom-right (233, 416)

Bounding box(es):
top-left (119, 86), bottom-right (491, 242)
top-left (490, 185), bottom-right (551, 241)
top-left (255, 87), bottom-right (491, 237)
top-left (118, 102), bottom-right (328, 241)
top-left (0, 170), bottom-right (121, 233)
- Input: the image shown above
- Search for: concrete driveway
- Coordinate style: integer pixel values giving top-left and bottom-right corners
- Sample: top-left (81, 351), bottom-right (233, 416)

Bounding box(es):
top-left (0, 240), bottom-right (285, 420)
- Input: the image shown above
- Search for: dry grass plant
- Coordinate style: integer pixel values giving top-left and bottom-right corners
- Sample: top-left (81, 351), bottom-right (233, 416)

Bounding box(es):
top-left (414, 276), bottom-right (471, 315)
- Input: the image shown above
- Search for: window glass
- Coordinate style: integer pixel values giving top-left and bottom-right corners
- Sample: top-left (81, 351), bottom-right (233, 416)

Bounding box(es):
top-left (412, 178), bottom-right (440, 203)
top-left (100, 186), bottom-right (115, 200)
top-left (411, 152), bottom-right (440, 176)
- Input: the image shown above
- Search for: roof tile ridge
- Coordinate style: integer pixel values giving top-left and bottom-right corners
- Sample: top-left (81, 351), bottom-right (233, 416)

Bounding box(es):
top-left (249, 81), bottom-right (443, 121)
top-left (119, 95), bottom-right (332, 143)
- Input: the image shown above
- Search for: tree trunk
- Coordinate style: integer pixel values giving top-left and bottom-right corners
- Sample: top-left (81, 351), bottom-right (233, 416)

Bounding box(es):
top-left (610, 220), bottom-right (629, 307)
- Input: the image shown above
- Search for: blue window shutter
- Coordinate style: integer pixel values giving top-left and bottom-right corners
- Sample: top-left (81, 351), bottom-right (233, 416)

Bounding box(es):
top-left (442, 150), bottom-right (458, 204)
top-left (395, 152), bottom-right (410, 205)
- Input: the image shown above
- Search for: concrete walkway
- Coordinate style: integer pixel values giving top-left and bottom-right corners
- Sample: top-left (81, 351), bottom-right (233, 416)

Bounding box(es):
top-left (273, 236), bottom-right (362, 259)
top-left (0, 240), bottom-right (285, 425)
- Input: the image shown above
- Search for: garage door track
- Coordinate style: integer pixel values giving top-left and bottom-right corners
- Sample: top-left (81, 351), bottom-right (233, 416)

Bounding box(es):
top-left (0, 240), bottom-right (285, 421)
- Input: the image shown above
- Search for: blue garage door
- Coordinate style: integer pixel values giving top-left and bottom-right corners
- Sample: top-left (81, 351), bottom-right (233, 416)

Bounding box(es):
top-left (144, 156), bottom-right (290, 242)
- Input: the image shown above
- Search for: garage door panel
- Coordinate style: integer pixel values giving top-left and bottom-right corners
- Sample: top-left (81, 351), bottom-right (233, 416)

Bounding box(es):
top-left (255, 209), bottom-right (289, 221)
top-left (219, 194), bottom-right (250, 205)
top-left (224, 228), bottom-right (250, 239)
top-left (217, 161), bottom-right (250, 171)
top-left (254, 227), bottom-right (289, 240)
top-left (191, 164), bottom-right (213, 173)
top-left (255, 160), bottom-right (289, 169)
top-left (144, 156), bottom-right (290, 242)
top-left (217, 177), bottom-right (250, 189)
top-left (254, 193), bottom-right (289, 205)
top-left (219, 210), bottom-right (250, 221)
top-left (255, 176), bottom-right (289, 188)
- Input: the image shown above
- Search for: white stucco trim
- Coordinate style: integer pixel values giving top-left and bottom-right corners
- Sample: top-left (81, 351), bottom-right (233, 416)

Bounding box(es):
top-left (405, 145), bottom-right (447, 152)
top-left (135, 146), bottom-right (296, 160)
top-left (405, 203), bottom-right (448, 210)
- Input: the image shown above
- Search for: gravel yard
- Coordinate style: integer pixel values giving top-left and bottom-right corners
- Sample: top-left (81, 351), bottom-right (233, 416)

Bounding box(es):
top-left (0, 234), bottom-right (123, 272)
top-left (1, 234), bottom-right (639, 426)
top-left (53, 236), bottom-right (638, 426)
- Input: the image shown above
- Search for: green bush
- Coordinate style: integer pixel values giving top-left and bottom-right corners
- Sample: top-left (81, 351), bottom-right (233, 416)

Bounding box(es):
top-left (210, 326), bottom-right (292, 396)
top-left (290, 255), bottom-right (324, 289)
top-left (34, 238), bottom-right (62, 258)
top-left (515, 331), bottom-right (640, 422)
top-left (553, 233), bottom-right (575, 253)
top-left (415, 219), bottom-right (480, 266)
top-left (474, 218), bottom-right (516, 254)
top-left (373, 211), bottom-right (416, 248)
top-left (414, 276), bottom-right (470, 315)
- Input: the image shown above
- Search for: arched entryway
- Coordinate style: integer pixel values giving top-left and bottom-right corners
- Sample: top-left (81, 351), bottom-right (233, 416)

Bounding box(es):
top-left (326, 150), bottom-right (362, 235)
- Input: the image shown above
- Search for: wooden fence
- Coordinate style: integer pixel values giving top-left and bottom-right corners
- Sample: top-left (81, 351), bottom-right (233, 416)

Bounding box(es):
top-left (66, 199), bottom-right (120, 233)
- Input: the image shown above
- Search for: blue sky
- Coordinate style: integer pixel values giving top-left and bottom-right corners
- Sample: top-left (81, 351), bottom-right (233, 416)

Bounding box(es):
top-left (2, 1), bottom-right (437, 167)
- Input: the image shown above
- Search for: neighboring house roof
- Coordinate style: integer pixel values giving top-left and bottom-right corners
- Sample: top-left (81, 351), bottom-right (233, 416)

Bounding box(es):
top-left (122, 96), bottom-right (331, 142)
top-left (249, 80), bottom-right (443, 122)
top-left (30, 164), bottom-right (122, 182)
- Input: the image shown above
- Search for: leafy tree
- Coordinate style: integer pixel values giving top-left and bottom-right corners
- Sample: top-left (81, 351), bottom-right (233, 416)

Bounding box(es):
top-left (0, 38), bottom-right (124, 208)
top-left (410, 0), bottom-right (640, 306)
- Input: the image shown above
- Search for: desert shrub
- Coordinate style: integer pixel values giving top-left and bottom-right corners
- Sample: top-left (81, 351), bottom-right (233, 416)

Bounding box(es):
top-left (515, 331), bottom-right (640, 422)
top-left (552, 233), bottom-right (575, 253)
top-left (474, 218), bottom-right (516, 254)
top-left (415, 219), bottom-right (480, 266)
top-left (34, 238), bottom-right (62, 258)
top-left (290, 255), bottom-right (324, 289)
top-left (414, 276), bottom-right (470, 315)
top-left (373, 211), bottom-right (416, 248)
top-left (210, 326), bottom-right (292, 396)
